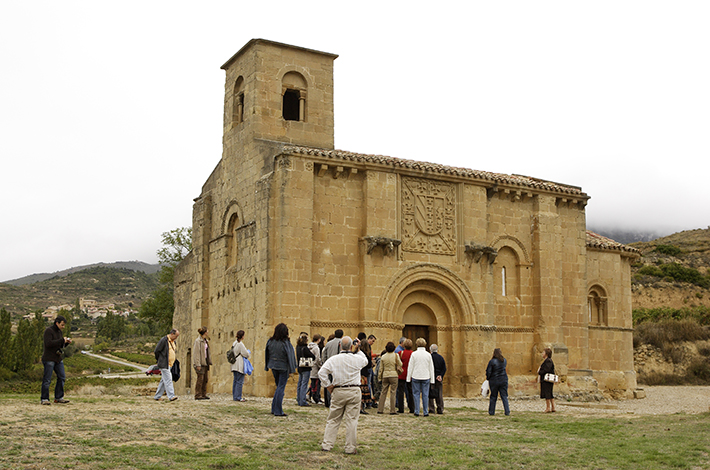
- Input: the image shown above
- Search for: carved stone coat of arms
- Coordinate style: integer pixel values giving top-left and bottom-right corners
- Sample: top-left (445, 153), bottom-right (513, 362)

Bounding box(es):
top-left (401, 177), bottom-right (456, 255)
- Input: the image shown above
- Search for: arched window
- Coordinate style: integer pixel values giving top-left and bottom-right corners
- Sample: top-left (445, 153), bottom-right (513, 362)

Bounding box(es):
top-left (588, 286), bottom-right (608, 325)
top-left (281, 71), bottom-right (307, 122)
top-left (226, 213), bottom-right (239, 268)
top-left (232, 76), bottom-right (244, 126)
top-left (495, 247), bottom-right (519, 298)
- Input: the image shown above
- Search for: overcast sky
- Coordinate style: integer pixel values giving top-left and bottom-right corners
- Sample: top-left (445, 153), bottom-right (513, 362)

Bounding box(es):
top-left (1, 1), bottom-right (708, 282)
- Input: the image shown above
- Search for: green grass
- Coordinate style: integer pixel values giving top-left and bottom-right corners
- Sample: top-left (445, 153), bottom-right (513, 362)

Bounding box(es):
top-left (0, 353), bottom-right (153, 394)
top-left (0, 395), bottom-right (707, 470)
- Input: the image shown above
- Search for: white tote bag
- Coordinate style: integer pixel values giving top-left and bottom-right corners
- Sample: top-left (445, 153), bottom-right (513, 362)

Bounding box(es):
top-left (481, 379), bottom-right (490, 397)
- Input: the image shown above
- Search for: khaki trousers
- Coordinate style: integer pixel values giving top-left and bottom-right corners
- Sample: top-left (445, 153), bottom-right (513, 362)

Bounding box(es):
top-left (377, 377), bottom-right (398, 413)
top-left (321, 387), bottom-right (361, 453)
top-left (194, 367), bottom-right (209, 398)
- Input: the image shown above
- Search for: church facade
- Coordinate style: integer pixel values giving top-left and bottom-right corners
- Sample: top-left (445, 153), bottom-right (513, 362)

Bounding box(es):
top-left (173, 39), bottom-right (639, 398)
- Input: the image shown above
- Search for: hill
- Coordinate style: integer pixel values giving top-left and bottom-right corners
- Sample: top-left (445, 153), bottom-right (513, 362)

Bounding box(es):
top-left (629, 227), bottom-right (710, 310)
top-left (3, 261), bottom-right (161, 286)
top-left (0, 266), bottom-right (160, 316)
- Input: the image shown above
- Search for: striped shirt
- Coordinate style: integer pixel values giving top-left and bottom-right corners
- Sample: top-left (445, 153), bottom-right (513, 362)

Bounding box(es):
top-left (318, 350), bottom-right (368, 388)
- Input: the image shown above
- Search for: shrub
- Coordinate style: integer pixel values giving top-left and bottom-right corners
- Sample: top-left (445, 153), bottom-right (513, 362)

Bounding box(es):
top-left (687, 357), bottom-right (710, 383)
top-left (638, 265), bottom-right (664, 277)
top-left (634, 319), bottom-right (710, 360)
top-left (635, 263), bottom-right (709, 288)
top-left (633, 306), bottom-right (710, 326)
top-left (654, 244), bottom-right (682, 257)
top-left (637, 371), bottom-right (685, 386)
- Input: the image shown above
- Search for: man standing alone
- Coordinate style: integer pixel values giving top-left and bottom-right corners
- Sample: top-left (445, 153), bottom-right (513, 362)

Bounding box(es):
top-left (154, 329), bottom-right (180, 402)
top-left (41, 315), bottom-right (72, 405)
top-left (319, 336), bottom-right (367, 454)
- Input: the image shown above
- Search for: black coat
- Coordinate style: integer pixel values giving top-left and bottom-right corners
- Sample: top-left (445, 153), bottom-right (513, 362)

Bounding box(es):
top-left (431, 352), bottom-right (447, 379)
top-left (296, 344), bottom-right (315, 373)
top-left (486, 358), bottom-right (508, 383)
top-left (42, 324), bottom-right (65, 363)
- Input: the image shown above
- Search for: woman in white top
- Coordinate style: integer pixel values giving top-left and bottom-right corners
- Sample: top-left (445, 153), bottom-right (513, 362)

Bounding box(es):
top-left (406, 338), bottom-right (435, 417)
top-left (231, 330), bottom-right (250, 402)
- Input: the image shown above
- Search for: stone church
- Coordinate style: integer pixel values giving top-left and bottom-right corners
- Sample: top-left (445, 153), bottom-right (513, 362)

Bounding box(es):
top-left (173, 38), bottom-right (640, 399)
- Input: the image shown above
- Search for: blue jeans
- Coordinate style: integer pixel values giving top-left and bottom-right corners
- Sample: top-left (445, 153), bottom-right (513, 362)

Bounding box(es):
top-left (411, 379), bottom-right (430, 416)
top-left (271, 369), bottom-right (289, 415)
top-left (489, 379), bottom-right (510, 415)
top-left (41, 361), bottom-right (65, 401)
top-left (154, 368), bottom-right (175, 400)
top-left (232, 371), bottom-right (245, 401)
top-left (297, 370), bottom-right (310, 406)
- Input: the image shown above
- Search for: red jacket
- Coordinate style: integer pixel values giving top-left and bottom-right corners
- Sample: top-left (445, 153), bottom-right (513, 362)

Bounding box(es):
top-left (398, 349), bottom-right (413, 380)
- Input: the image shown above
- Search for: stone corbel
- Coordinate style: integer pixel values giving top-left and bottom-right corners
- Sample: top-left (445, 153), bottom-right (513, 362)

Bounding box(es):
top-left (363, 236), bottom-right (401, 255)
top-left (465, 243), bottom-right (498, 264)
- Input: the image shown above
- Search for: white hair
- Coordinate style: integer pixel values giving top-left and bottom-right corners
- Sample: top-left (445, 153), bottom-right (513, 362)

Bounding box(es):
top-left (429, 344), bottom-right (438, 353)
top-left (341, 336), bottom-right (353, 350)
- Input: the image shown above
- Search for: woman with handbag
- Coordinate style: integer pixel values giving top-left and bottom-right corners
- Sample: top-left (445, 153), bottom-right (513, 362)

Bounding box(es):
top-left (307, 334), bottom-right (323, 404)
top-left (231, 330), bottom-right (250, 402)
top-left (265, 323), bottom-right (297, 416)
top-left (377, 341), bottom-right (403, 415)
top-left (537, 347), bottom-right (556, 413)
top-left (485, 348), bottom-right (510, 416)
top-left (192, 327), bottom-right (212, 400)
top-left (296, 333), bottom-right (315, 406)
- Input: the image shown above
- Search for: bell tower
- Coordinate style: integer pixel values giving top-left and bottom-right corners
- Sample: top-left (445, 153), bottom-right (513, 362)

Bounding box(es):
top-left (220, 39), bottom-right (337, 154)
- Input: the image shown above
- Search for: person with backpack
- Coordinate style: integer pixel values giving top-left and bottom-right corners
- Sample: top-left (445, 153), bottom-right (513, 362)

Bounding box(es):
top-left (230, 330), bottom-right (250, 402)
top-left (154, 329), bottom-right (180, 402)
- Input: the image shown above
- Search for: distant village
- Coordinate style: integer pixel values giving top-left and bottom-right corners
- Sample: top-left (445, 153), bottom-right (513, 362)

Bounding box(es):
top-left (23, 298), bottom-right (136, 321)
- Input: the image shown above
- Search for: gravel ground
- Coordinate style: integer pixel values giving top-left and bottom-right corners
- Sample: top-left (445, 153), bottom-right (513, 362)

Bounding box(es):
top-left (176, 385), bottom-right (710, 417)
top-left (446, 385), bottom-right (710, 416)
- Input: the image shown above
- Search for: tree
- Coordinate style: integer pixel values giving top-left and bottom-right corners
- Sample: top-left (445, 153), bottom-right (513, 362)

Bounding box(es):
top-left (0, 309), bottom-right (12, 370)
top-left (13, 318), bottom-right (37, 372)
top-left (31, 311), bottom-right (47, 361)
top-left (139, 227), bottom-right (192, 334)
top-left (96, 311), bottom-right (127, 341)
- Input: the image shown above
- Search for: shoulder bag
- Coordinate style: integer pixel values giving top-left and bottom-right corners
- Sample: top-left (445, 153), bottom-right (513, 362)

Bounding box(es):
top-left (544, 373), bottom-right (559, 383)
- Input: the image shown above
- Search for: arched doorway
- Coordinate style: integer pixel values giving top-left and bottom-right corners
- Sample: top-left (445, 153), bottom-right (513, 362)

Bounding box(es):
top-left (402, 302), bottom-right (436, 347)
top-left (380, 264), bottom-right (478, 397)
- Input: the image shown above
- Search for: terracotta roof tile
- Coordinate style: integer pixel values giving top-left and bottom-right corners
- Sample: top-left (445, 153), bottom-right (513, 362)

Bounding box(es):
top-left (283, 145), bottom-right (588, 197)
top-left (586, 231), bottom-right (640, 256)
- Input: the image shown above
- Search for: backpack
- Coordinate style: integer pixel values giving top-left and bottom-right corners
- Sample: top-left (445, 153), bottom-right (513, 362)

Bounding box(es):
top-left (226, 347), bottom-right (237, 364)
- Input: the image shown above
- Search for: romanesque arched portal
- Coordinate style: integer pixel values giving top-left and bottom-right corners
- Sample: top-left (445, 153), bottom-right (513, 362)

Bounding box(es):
top-left (379, 264), bottom-right (477, 395)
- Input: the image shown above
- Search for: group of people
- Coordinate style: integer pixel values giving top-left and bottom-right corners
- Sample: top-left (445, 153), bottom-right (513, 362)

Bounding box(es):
top-left (39, 316), bottom-right (557, 454)
top-left (262, 324), bottom-right (451, 453)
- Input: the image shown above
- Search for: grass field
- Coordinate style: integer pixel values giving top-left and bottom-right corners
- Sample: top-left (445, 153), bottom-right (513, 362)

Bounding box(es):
top-left (1, 393), bottom-right (708, 470)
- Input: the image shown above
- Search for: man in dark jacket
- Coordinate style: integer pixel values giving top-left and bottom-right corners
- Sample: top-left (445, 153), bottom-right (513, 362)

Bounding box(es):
top-left (154, 329), bottom-right (180, 401)
top-left (428, 344), bottom-right (447, 414)
top-left (41, 315), bottom-right (72, 405)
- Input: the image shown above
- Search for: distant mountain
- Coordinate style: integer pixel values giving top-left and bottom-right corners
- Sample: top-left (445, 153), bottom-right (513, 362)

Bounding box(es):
top-left (587, 227), bottom-right (667, 245)
top-left (3, 261), bottom-right (161, 286)
top-left (0, 265), bottom-right (160, 316)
